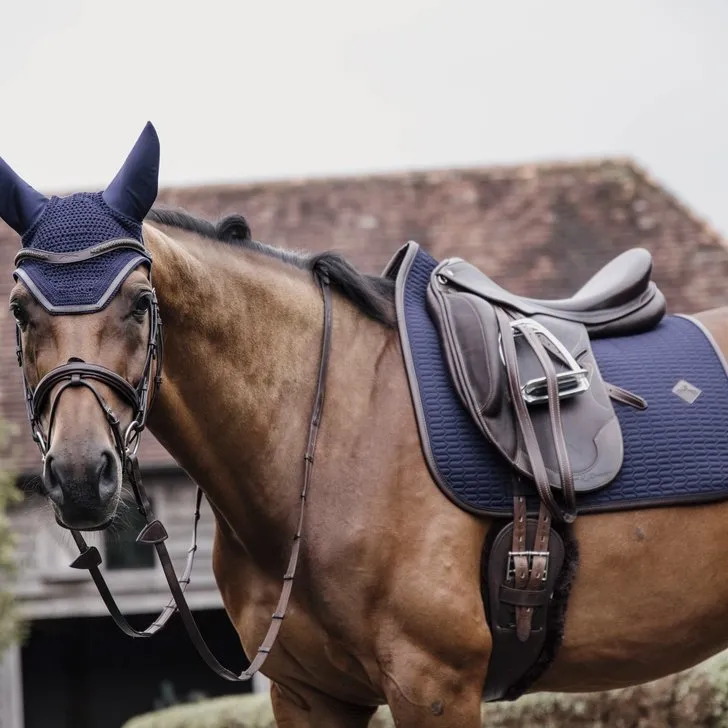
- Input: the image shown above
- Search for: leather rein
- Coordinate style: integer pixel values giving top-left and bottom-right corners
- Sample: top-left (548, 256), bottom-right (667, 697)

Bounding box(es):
top-left (14, 239), bottom-right (333, 681)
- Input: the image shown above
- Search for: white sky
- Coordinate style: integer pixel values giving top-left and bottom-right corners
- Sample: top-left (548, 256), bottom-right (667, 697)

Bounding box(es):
top-left (2, 0), bottom-right (727, 235)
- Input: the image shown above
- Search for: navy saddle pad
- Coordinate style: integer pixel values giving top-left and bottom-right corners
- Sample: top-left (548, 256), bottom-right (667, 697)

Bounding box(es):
top-left (386, 241), bottom-right (728, 517)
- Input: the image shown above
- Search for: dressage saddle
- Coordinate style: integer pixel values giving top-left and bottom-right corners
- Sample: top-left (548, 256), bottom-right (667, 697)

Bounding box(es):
top-left (427, 247), bottom-right (664, 520)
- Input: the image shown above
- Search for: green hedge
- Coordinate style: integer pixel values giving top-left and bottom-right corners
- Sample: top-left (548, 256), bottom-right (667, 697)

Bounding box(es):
top-left (124, 652), bottom-right (728, 728)
top-left (0, 418), bottom-right (21, 658)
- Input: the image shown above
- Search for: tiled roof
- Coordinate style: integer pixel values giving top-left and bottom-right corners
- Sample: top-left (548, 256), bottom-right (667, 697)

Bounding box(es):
top-left (2, 158), bottom-right (727, 474)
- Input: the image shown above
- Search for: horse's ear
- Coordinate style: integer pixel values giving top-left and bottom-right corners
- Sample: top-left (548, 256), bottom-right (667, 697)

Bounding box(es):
top-left (102, 121), bottom-right (160, 222)
top-left (0, 157), bottom-right (49, 235)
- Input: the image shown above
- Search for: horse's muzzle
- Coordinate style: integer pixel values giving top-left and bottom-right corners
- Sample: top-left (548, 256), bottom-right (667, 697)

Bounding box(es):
top-left (43, 448), bottom-right (120, 530)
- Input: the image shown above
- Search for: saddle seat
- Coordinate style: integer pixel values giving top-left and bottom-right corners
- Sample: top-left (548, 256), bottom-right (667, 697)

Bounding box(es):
top-left (434, 247), bottom-right (665, 339)
top-left (532, 247), bottom-right (654, 311)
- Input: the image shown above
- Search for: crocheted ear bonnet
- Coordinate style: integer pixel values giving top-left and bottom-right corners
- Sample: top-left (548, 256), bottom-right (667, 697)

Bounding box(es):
top-left (0, 122), bottom-right (160, 312)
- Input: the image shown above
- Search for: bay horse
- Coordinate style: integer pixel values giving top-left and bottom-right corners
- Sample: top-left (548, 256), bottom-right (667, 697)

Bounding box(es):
top-left (4, 123), bottom-right (728, 727)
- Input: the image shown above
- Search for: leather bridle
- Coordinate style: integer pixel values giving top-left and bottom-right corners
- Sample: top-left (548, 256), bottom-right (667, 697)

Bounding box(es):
top-left (13, 239), bottom-right (333, 681)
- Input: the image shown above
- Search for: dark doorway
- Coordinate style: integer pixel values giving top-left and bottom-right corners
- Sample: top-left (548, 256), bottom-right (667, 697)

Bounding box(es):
top-left (22, 609), bottom-right (252, 728)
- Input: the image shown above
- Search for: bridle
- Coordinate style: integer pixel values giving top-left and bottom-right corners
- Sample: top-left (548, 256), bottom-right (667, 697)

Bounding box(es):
top-left (17, 246), bottom-right (163, 469)
top-left (13, 238), bottom-right (333, 681)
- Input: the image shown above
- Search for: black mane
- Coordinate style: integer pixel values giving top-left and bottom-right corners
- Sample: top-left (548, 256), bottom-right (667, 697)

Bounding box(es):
top-left (147, 207), bottom-right (395, 328)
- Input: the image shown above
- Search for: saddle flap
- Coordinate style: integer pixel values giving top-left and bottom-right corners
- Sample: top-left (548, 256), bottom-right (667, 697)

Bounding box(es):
top-left (427, 264), bottom-right (624, 493)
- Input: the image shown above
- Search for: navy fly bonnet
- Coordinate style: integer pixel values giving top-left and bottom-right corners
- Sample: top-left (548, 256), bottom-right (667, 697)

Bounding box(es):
top-left (0, 122), bottom-right (160, 312)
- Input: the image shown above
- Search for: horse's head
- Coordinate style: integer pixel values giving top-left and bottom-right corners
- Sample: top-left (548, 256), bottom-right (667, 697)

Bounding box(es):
top-left (1, 123), bottom-right (162, 531)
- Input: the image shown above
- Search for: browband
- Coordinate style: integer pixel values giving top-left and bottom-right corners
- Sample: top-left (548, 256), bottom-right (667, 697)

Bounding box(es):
top-left (14, 238), bottom-right (150, 266)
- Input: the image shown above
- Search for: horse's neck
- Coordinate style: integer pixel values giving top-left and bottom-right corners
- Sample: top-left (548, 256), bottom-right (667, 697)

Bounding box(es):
top-left (142, 225), bottom-right (329, 563)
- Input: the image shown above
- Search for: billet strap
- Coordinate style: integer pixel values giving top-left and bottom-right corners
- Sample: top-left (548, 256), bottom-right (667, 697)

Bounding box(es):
top-left (68, 274), bottom-right (333, 681)
top-left (511, 495), bottom-right (552, 642)
top-left (511, 493), bottom-right (529, 592)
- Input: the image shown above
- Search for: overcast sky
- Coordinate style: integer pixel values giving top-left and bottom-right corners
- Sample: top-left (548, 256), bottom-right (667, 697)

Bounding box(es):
top-left (2, 0), bottom-right (727, 236)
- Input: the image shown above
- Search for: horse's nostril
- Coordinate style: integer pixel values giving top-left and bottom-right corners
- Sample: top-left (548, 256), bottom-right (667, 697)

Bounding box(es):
top-left (97, 450), bottom-right (119, 505)
top-left (40, 447), bottom-right (120, 530)
top-left (44, 455), bottom-right (65, 506)
top-left (97, 451), bottom-right (111, 479)
top-left (42, 449), bottom-right (119, 509)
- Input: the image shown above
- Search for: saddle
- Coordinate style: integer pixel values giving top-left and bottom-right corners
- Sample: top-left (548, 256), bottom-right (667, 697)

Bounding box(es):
top-left (421, 246), bottom-right (666, 700)
top-left (426, 248), bottom-right (663, 518)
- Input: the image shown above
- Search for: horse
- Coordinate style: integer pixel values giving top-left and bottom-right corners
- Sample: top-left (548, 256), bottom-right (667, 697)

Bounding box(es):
top-left (4, 122), bottom-right (728, 728)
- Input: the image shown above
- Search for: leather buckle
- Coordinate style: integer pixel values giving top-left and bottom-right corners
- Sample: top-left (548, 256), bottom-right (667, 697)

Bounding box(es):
top-left (506, 550), bottom-right (550, 583)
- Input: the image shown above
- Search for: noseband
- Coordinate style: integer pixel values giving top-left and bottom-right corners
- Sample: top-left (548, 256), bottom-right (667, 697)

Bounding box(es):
top-left (17, 295), bottom-right (163, 468)
top-left (14, 239), bottom-right (334, 682)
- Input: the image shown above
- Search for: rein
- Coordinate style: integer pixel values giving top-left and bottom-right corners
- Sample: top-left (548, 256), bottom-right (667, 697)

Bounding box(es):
top-left (15, 240), bottom-right (333, 681)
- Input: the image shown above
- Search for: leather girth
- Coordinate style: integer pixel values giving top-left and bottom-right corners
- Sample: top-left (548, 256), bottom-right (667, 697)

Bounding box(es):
top-left (481, 511), bottom-right (566, 702)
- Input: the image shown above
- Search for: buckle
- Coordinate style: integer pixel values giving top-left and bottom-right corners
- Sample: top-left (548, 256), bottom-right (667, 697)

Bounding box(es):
top-left (32, 426), bottom-right (47, 458)
top-left (506, 550), bottom-right (550, 583)
top-left (499, 318), bottom-right (589, 404)
top-left (124, 420), bottom-right (144, 459)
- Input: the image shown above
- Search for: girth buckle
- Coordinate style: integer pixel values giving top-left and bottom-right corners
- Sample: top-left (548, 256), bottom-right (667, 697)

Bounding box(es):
top-left (506, 550), bottom-right (550, 583)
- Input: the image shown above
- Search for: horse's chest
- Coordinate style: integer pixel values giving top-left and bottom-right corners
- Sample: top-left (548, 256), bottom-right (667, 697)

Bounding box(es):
top-left (248, 579), bottom-right (381, 702)
top-left (213, 545), bottom-right (382, 702)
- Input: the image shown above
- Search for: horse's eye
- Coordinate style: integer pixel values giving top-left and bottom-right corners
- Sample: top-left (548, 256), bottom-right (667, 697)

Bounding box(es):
top-left (10, 302), bottom-right (28, 329)
top-left (131, 294), bottom-right (151, 321)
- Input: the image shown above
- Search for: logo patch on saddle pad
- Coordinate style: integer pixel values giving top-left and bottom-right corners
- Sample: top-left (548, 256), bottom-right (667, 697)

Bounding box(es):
top-left (672, 379), bottom-right (702, 404)
top-left (0, 122), bottom-right (160, 313)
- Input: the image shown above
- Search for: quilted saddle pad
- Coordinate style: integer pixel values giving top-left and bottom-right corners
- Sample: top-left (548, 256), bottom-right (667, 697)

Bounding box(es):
top-left (387, 241), bottom-right (728, 517)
